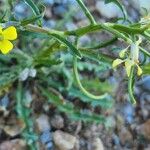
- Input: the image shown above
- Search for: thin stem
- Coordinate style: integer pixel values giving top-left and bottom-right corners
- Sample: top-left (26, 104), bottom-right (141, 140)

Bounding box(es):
top-left (128, 66), bottom-right (136, 105)
top-left (75, 0), bottom-right (96, 25)
top-left (139, 46), bottom-right (150, 57)
top-left (65, 23), bottom-right (132, 43)
top-left (25, 24), bottom-right (132, 44)
top-left (87, 37), bottom-right (118, 49)
top-left (73, 56), bottom-right (108, 100)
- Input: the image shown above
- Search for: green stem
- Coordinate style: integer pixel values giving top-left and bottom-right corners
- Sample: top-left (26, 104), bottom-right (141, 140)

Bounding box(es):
top-left (128, 66), bottom-right (136, 105)
top-left (87, 37), bottom-right (118, 49)
top-left (73, 56), bottom-right (108, 100)
top-left (139, 46), bottom-right (150, 57)
top-left (75, 0), bottom-right (96, 25)
top-left (25, 24), bottom-right (132, 44)
top-left (25, 24), bottom-right (64, 35)
top-left (65, 23), bottom-right (132, 43)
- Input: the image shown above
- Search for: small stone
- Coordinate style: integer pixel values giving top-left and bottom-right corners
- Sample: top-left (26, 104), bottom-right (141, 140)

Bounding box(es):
top-left (51, 115), bottom-right (64, 129)
top-left (43, 20), bottom-right (56, 28)
top-left (53, 5), bottom-right (67, 17)
top-left (29, 68), bottom-right (37, 78)
top-left (0, 94), bottom-right (9, 108)
top-left (24, 90), bottom-right (33, 107)
top-left (53, 130), bottom-right (76, 150)
top-left (65, 22), bottom-right (77, 30)
top-left (123, 103), bottom-right (134, 124)
top-left (138, 76), bottom-right (150, 92)
top-left (36, 115), bottom-right (51, 132)
top-left (136, 119), bottom-right (150, 140)
top-left (3, 119), bottom-right (25, 137)
top-left (96, 1), bottom-right (121, 19)
top-left (79, 35), bottom-right (91, 46)
top-left (92, 138), bottom-right (104, 150)
top-left (19, 68), bottom-right (30, 81)
top-left (112, 134), bottom-right (120, 145)
top-left (45, 7), bottom-right (52, 19)
top-left (40, 130), bottom-right (52, 144)
top-left (119, 127), bottom-right (133, 145)
top-left (0, 139), bottom-right (26, 150)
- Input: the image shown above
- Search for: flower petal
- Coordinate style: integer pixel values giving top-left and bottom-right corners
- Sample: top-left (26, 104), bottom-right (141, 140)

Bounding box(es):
top-left (0, 40), bottom-right (13, 54)
top-left (3, 26), bottom-right (17, 40)
top-left (119, 46), bottom-right (129, 58)
top-left (0, 26), bottom-right (2, 33)
top-left (137, 65), bottom-right (142, 76)
top-left (125, 60), bottom-right (134, 77)
top-left (112, 59), bottom-right (124, 68)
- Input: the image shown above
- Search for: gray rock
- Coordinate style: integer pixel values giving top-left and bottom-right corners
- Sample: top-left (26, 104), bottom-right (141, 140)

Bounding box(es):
top-left (138, 76), bottom-right (150, 92)
top-left (130, 0), bottom-right (150, 13)
top-left (53, 130), bottom-right (76, 150)
top-left (36, 115), bottom-right (51, 132)
top-left (51, 115), bottom-right (64, 129)
top-left (92, 138), bottom-right (104, 150)
top-left (96, 1), bottom-right (121, 19)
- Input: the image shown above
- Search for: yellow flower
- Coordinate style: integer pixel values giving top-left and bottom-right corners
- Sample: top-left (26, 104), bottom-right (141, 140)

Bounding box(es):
top-left (0, 26), bottom-right (17, 54)
top-left (112, 38), bottom-right (142, 77)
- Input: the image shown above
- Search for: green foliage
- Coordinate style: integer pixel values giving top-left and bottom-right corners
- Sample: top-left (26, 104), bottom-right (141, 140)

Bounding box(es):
top-left (105, 0), bottom-right (128, 21)
top-left (16, 83), bottom-right (38, 150)
top-left (0, 0), bottom-right (150, 149)
top-left (40, 86), bottom-right (106, 123)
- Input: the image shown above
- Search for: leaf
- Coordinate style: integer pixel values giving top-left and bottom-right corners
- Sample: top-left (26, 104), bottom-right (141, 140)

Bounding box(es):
top-left (21, 15), bottom-right (42, 26)
top-left (40, 87), bottom-right (105, 123)
top-left (105, 0), bottom-right (127, 21)
top-left (23, 0), bottom-right (42, 26)
top-left (142, 63), bottom-right (150, 75)
top-left (69, 87), bottom-right (113, 109)
top-left (34, 58), bottom-right (62, 68)
top-left (49, 33), bottom-right (82, 58)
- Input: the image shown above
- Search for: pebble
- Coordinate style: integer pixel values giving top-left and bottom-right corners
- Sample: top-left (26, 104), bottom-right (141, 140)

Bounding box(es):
top-left (53, 4), bottom-right (68, 17)
top-left (123, 103), bottom-right (134, 124)
top-left (112, 134), bottom-right (120, 145)
top-left (74, 10), bottom-right (86, 21)
top-left (0, 94), bottom-right (9, 108)
top-left (96, 1), bottom-right (121, 19)
top-left (65, 22), bottom-right (77, 30)
top-left (0, 139), bottom-right (26, 150)
top-left (92, 138), bottom-right (104, 150)
top-left (138, 76), bottom-right (150, 92)
top-left (119, 127), bottom-right (133, 146)
top-left (19, 68), bottom-right (36, 81)
top-left (79, 35), bottom-right (91, 46)
top-left (53, 130), bottom-right (76, 150)
top-left (136, 119), bottom-right (150, 140)
top-left (36, 114), bottom-right (51, 132)
top-left (43, 20), bottom-right (56, 28)
top-left (14, 2), bottom-right (30, 19)
top-left (51, 115), bottom-right (64, 129)
top-left (19, 68), bottom-right (30, 81)
top-left (104, 116), bottom-right (116, 129)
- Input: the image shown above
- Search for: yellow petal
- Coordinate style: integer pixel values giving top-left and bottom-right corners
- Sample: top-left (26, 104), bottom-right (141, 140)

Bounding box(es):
top-left (3, 26), bottom-right (17, 40)
top-left (119, 46), bottom-right (129, 58)
top-left (125, 60), bottom-right (134, 77)
top-left (137, 65), bottom-right (142, 76)
top-left (0, 26), bottom-right (2, 33)
top-left (112, 59), bottom-right (123, 68)
top-left (0, 40), bottom-right (13, 54)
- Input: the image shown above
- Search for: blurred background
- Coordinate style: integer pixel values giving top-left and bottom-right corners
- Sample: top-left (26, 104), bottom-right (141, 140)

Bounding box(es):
top-left (0, 0), bottom-right (150, 150)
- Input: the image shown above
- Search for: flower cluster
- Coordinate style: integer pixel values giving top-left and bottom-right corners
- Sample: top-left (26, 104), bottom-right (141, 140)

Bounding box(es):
top-left (112, 38), bottom-right (142, 77)
top-left (0, 26), bottom-right (17, 54)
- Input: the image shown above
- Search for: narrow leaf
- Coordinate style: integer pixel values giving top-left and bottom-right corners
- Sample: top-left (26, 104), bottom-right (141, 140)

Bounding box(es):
top-left (49, 33), bottom-right (82, 58)
top-left (105, 0), bottom-right (127, 21)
